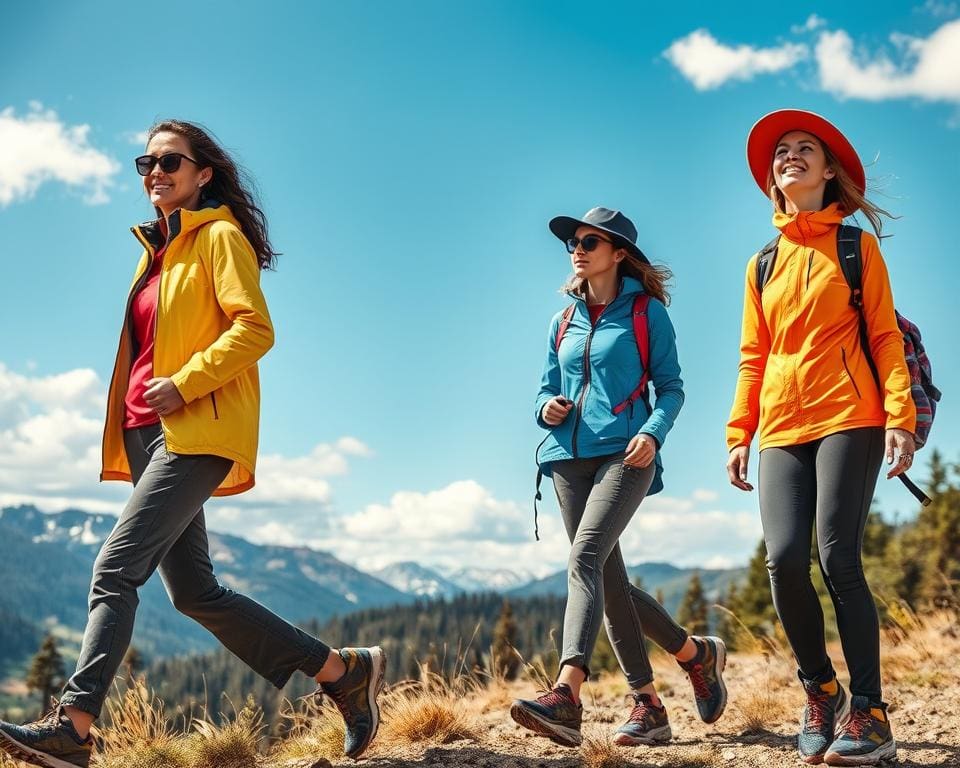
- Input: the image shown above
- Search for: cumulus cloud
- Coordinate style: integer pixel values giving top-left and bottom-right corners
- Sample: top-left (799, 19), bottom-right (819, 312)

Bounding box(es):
top-left (0, 103), bottom-right (120, 206)
top-left (0, 362), bottom-right (370, 532)
top-left (663, 29), bottom-right (808, 90)
top-left (920, 0), bottom-right (958, 19)
top-left (319, 480), bottom-right (761, 575)
top-left (816, 20), bottom-right (960, 101)
top-left (664, 19), bottom-right (960, 105)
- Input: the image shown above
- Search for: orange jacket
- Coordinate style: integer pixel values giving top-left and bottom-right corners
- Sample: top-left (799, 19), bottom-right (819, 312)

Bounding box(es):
top-left (727, 203), bottom-right (916, 451)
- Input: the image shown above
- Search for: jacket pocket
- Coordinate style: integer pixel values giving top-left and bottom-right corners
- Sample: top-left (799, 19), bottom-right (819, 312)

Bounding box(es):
top-left (841, 347), bottom-right (862, 399)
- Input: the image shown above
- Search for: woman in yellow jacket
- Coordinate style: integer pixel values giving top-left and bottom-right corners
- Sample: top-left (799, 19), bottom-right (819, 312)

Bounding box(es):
top-left (727, 110), bottom-right (915, 767)
top-left (0, 121), bottom-right (383, 768)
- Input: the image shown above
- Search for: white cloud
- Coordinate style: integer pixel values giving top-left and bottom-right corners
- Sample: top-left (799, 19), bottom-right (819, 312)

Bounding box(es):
top-left (692, 488), bottom-right (718, 502)
top-left (127, 130), bottom-right (149, 145)
top-left (0, 103), bottom-right (120, 206)
top-left (663, 29), bottom-right (808, 90)
top-left (792, 14), bottom-right (827, 34)
top-left (920, 0), bottom-right (958, 19)
top-left (816, 21), bottom-right (960, 102)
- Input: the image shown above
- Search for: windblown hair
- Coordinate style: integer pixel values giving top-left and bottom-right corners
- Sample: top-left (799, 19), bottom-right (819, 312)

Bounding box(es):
top-left (147, 120), bottom-right (278, 270)
top-left (766, 134), bottom-right (893, 238)
top-left (564, 250), bottom-right (673, 305)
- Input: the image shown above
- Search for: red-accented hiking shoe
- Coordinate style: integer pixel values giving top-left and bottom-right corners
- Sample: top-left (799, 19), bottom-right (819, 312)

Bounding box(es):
top-left (510, 683), bottom-right (583, 746)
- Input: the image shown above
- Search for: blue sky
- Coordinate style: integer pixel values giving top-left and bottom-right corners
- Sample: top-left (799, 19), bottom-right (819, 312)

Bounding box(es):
top-left (1, 1), bottom-right (957, 575)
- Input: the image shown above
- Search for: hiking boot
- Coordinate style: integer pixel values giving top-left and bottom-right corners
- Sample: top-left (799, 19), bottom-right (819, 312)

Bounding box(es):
top-left (510, 683), bottom-right (583, 746)
top-left (613, 692), bottom-right (672, 746)
top-left (678, 635), bottom-right (728, 723)
top-left (0, 705), bottom-right (93, 768)
top-left (319, 646), bottom-right (386, 760)
top-left (823, 696), bottom-right (896, 766)
top-left (798, 674), bottom-right (850, 764)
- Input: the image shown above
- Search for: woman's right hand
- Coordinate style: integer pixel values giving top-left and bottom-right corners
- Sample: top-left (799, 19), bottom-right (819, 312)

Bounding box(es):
top-left (542, 396), bottom-right (574, 426)
top-left (726, 445), bottom-right (754, 491)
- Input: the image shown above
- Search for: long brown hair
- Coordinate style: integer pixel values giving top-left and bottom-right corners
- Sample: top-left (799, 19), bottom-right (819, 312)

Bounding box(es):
top-left (147, 120), bottom-right (279, 270)
top-left (766, 134), bottom-right (894, 237)
top-left (564, 250), bottom-right (673, 305)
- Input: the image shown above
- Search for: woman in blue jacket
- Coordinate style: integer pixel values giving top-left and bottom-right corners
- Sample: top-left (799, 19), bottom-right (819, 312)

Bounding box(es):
top-left (510, 207), bottom-right (727, 747)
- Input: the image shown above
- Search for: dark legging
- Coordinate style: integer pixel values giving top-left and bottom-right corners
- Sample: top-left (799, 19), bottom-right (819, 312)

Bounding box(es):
top-left (759, 427), bottom-right (884, 701)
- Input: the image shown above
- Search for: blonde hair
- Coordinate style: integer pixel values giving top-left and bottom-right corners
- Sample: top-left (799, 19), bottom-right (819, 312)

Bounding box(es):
top-left (766, 135), bottom-right (894, 237)
top-left (564, 250), bottom-right (673, 305)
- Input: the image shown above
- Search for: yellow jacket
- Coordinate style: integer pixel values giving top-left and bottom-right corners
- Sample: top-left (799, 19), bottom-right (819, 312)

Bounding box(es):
top-left (101, 204), bottom-right (274, 496)
top-left (727, 203), bottom-right (916, 451)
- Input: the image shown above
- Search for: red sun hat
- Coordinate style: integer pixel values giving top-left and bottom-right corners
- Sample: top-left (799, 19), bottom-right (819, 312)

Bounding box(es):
top-left (746, 109), bottom-right (866, 196)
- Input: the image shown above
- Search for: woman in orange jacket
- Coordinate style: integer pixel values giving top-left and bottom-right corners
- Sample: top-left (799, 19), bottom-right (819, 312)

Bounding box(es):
top-left (727, 110), bottom-right (915, 767)
top-left (0, 121), bottom-right (383, 768)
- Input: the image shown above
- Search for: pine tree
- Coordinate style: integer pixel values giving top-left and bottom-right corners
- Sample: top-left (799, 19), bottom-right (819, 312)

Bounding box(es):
top-left (677, 572), bottom-right (709, 635)
top-left (26, 634), bottom-right (65, 712)
top-left (491, 600), bottom-right (521, 680)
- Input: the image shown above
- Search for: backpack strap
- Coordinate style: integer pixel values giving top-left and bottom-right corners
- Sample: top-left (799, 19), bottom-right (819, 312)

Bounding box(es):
top-left (836, 225), bottom-right (930, 505)
top-left (755, 235), bottom-right (781, 294)
top-left (554, 303), bottom-right (576, 353)
top-left (836, 225), bottom-right (880, 388)
top-left (612, 294), bottom-right (652, 416)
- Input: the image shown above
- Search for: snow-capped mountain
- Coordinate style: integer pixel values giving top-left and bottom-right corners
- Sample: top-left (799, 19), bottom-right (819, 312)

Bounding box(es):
top-left (371, 562), bottom-right (463, 598)
top-left (440, 565), bottom-right (537, 593)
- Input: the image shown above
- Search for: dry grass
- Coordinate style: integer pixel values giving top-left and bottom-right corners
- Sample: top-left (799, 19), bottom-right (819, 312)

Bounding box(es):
top-left (379, 674), bottom-right (480, 746)
top-left (266, 696), bottom-right (344, 764)
top-left (579, 734), bottom-right (626, 768)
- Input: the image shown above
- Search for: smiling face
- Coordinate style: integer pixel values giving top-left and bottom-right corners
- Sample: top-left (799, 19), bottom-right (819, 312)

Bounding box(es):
top-left (772, 130), bottom-right (836, 199)
top-left (570, 225), bottom-right (625, 282)
top-left (142, 131), bottom-right (212, 218)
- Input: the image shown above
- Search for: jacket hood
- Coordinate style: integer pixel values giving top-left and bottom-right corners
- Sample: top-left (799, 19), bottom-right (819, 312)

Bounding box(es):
top-left (773, 202), bottom-right (844, 242)
top-left (565, 276), bottom-right (647, 303)
top-left (132, 201), bottom-right (241, 249)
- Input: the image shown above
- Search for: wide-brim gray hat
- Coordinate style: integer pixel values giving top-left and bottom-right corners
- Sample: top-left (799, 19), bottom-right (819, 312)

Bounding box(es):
top-left (548, 206), bottom-right (649, 265)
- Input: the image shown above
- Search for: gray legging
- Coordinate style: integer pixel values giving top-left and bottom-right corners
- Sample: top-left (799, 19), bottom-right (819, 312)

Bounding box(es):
top-left (59, 423), bottom-right (330, 717)
top-left (759, 426), bottom-right (885, 701)
top-left (552, 452), bottom-right (689, 689)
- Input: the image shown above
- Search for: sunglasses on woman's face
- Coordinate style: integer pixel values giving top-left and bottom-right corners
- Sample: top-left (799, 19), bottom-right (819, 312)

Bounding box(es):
top-left (135, 152), bottom-right (201, 176)
top-left (565, 234), bottom-right (614, 254)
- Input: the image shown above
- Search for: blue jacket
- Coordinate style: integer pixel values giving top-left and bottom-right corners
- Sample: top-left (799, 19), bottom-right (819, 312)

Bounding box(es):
top-left (535, 276), bottom-right (685, 495)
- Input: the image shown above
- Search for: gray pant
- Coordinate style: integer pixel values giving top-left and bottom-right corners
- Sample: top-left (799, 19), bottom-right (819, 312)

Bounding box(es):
top-left (60, 423), bottom-right (330, 717)
top-left (552, 453), bottom-right (688, 688)
top-left (759, 427), bottom-right (884, 701)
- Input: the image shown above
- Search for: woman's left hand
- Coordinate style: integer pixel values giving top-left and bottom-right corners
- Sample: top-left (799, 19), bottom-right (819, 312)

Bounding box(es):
top-left (624, 433), bottom-right (657, 468)
top-left (885, 427), bottom-right (917, 480)
top-left (144, 377), bottom-right (187, 417)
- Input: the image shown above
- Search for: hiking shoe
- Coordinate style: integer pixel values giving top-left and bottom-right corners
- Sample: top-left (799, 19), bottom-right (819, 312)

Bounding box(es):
top-left (510, 684), bottom-right (583, 746)
top-left (823, 696), bottom-right (896, 766)
top-left (613, 692), bottom-right (672, 746)
top-left (319, 646), bottom-right (386, 759)
top-left (798, 674), bottom-right (850, 764)
top-left (0, 705), bottom-right (93, 768)
top-left (678, 636), bottom-right (728, 723)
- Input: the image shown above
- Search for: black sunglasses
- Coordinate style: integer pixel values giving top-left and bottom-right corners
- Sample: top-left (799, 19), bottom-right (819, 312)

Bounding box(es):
top-left (135, 152), bottom-right (201, 176)
top-left (565, 234), bottom-right (614, 254)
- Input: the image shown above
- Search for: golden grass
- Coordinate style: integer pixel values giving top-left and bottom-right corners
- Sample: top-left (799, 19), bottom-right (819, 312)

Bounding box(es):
top-left (579, 734), bottom-right (626, 768)
top-left (267, 695), bottom-right (344, 764)
top-left (379, 674), bottom-right (480, 746)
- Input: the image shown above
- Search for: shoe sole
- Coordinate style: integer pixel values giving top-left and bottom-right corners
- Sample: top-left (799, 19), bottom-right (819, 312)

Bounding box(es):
top-left (701, 636), bottom-right (728, 724)
top-left (0, 730), bottom-right (86, 768)
top-left (509, 702), bottom-right (582, 747)
top-left (612, 724), bottom-right (673, 745)
top-left (345, 645), bottom-right (387, 760)
top-left (823, 739), bottom-right (897, 766)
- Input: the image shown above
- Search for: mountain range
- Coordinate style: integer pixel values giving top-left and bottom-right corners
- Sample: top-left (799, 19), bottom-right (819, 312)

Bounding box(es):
top-left (0, 505), bottom-right (743, 669)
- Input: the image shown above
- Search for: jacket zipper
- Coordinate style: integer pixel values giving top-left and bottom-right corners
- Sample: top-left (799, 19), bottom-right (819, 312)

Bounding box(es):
top-left (806, 251), bottom-right (813, 290)
top-left (570, 304), bottom-right (608, 458)
top-left (210, 391), bottom-right (220, 419)
top-left (101, 232), bottom-right (156, 474)
top-left (841, 347), bottom-right (862, 399)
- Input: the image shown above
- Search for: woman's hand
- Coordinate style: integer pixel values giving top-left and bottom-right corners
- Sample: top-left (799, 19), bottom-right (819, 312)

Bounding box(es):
top-left (144, 377), bottom-right (187, 417)
top-left (727, 445), bottom-right (754, 491)
top-left (625, 433), bottom-right (657, 468)
top-left (542, 396), bottom-right (574, 426)
top-left (885, 428), bottom-right (917, 480)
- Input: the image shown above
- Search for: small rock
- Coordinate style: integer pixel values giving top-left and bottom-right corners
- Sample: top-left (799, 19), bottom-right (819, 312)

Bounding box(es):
top-left (722, 748), bottom-right (737, 761)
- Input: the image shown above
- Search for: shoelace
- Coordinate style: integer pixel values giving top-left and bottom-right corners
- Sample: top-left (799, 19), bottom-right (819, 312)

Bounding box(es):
top-left (536, 687), bottom-right (574, 708)
top-left (626, 693), bottom-right (658, 724)
top-left (686, 663), bottom-right (711, 701)
top-left (803, 691), bottom-right (831, 731)
top-left (322, 686), bottom-right (358, 727)
top-left (841, 708), bottom-right (873, 740)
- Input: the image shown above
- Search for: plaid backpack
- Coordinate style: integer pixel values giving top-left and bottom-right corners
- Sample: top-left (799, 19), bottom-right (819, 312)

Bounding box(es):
top-left (756, 225), bottom-right (941, 505)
